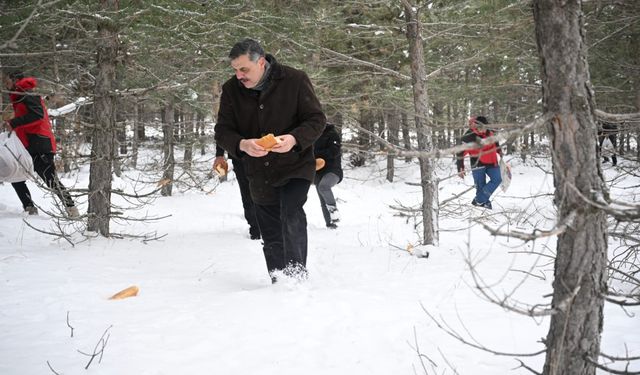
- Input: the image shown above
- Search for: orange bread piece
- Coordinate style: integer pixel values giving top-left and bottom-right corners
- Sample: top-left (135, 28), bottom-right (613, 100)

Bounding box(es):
top-left (109, 285), bottom-right (139, 300)
top-left (315, 158), bottom-right (325, 171)
top-left (215, 164), bottom-right (227, 177)
top-left (256, 133), bottom-right (279, 150)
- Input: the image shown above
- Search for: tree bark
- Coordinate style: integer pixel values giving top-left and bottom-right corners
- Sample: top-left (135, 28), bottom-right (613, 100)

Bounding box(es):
top-left (404, 0), bottom-right (438, 245)
top-left (183, 112), bottom-right (194, 170)
top-left (534, 1), bottom-right (608, 374)
top-left (161, 100), bottom-right (175, 197)
top-left (131, 101), bottom-right (139, 169)
top-left (88, 0), bottom-right (118, 235)
top-left (401, 111), bottom-right (412, 163)
top-left (386, 109), bottom-right (400, 182)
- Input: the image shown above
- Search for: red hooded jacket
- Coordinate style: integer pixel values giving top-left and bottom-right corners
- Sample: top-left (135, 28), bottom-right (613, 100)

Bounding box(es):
top-left (8, 77), bottom-right (57, 154)
top-left (456, 117), bottom-right (501, 172)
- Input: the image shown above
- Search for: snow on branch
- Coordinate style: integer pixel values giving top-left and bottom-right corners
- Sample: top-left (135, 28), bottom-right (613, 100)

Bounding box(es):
top-left (48, 97), bottom-right (90, 117)
top-left (477, 211), bottom-right (578, 242)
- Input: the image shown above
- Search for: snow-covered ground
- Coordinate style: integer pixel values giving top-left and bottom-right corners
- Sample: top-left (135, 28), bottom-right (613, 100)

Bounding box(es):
top-left (1, 148), bottom-right (638, 375)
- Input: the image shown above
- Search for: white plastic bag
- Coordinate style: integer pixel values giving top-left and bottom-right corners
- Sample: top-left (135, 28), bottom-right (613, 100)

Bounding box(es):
top-left (0, 132), bottom-right (34, 183)
top-left (499, 158), bottom-right (512, 192)
top-left (601, 137), bottom-right (615, 157)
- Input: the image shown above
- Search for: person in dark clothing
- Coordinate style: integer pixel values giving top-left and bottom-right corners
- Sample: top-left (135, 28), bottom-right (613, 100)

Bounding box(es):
top-left (456, 116), bottom-right (502, 210)
top-left (213, 144), bottom-right (261, 240)
top-left (597, 122), bottom-right (618, 166)
top-left (3, 71), bottom-right (78, 218)
top-left (214, 39), bottom-right (325, 282)
top-left (313, 123), bottom-right (343, 229)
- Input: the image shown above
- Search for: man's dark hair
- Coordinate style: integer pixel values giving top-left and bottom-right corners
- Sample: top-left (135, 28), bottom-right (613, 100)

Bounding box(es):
top-left (228, 38), bottom-right (265, 62)
top-left (475, 116), bottom-right (488, 125)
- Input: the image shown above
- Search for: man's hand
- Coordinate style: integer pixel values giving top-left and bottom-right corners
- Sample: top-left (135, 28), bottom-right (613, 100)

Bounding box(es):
top-left (213, 156), bottom-right (228, 176)
top-left (3, 121), bottom-right (12, 132)
top-left (270, 134), bottom-right (296, 153)
top-left (458, 170), bottom-right (465, 179)
top-left (239, 139), bottom-right (269, 157)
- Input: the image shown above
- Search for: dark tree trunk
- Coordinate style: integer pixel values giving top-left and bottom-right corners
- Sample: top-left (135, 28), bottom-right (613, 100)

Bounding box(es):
top-left (197, 111), bottom-right (206, 156)
top-left (386, 109), bottom-right (400, 182)
top-left (161, 101), bottom-right (175, 197)
top-left (404, 0), bottom-right (438, 245)
top-left (183, 112), bottom-right (194, 170)
top-left (637, 90), bottom-right (640, 160)
top-left (88, 0), bottom-right (118, 235)
top-left (137, 102), bottom-right (146, 141)
top-left (131, 101), bottom-right (140, 169)
top-left (401, 111), bottom-right (412, 163)
top-left (351, 108), bottom-right (371, 167)
top-left (113, 106), bottom-right (124, 178)
top-left (376, 110), bottom-right (385, 151)
top-left (534, 1), bottom-right (608, 374)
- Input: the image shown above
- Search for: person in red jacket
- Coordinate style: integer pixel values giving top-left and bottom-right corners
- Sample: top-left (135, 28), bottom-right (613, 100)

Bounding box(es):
top-left (456, 116), bottom-right (502, 209)
top-left (3, 71), bottom-right (78, 217)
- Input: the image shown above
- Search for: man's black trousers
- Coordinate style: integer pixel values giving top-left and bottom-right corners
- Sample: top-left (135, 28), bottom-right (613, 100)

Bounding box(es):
top-left (231, 158), bottom-right (260, 237)
top-left (11, 153), bottom-right (74, 209)
top-left (254, 178), bottom-right (310, 274)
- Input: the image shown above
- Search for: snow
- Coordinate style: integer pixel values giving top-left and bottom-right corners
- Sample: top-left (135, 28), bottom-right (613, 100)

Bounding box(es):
top-left (48, 97), bottom-right (89, 118)
top-left (1, 149), bottom-right (638, 375)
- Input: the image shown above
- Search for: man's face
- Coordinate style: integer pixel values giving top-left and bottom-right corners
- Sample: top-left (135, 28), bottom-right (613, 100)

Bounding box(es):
top-left (231, 54), bottom-right (266, 89)
top-left (475, 121), bottom-right (486, 132)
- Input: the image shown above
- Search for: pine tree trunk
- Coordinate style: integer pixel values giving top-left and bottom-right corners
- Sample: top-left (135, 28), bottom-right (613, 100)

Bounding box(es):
top-left (161, 101), bottom-right (175, 197)
top-left (386, 109), bottom-right (400, 182)
top-left (137, 103), bottom-right (146, 141)
top-left (88, 0), bottom-right (118, 235)
top-left (534, 1), bottom-right (608, 374)
top-left (183, 112), bottom-right (194, 170)
top-left (404, 1), bottom-right (438, 245)
top-left (131, 102), bottom-right (139, 169)
top-left (351, 108), bottom-right (370, 167)
top-left (401, 111), bottom-right (412, 163)
top-left (197, 112), bottom-right (206, 156)
top-left (637, 91), bottom-right (640, 160)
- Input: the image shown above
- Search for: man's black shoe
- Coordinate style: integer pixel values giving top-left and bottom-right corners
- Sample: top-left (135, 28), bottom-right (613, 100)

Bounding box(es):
top-left (327, 223), bottom-right (338, 229)
top-left (471, 198), bottom-right (481, 207)
top-left (249, 228), bottom-right (261, 240)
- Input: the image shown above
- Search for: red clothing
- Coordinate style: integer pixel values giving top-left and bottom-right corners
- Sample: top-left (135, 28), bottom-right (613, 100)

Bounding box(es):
top-left (466, 127), bottom-right (499, 165)
top-left (456, 122), bottom-right (501, 172)
top-left (9, 77), bottom-right (57, 153)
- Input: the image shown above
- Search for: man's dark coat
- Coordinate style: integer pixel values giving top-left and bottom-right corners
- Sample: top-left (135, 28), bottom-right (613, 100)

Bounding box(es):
top-left (214, 55), bottom-right (326, 204)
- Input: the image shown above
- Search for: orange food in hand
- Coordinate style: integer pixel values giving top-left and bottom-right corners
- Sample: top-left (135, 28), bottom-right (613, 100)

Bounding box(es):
top-left (255, 133), bottom-right (279, 150)
top-left (315, 158), bottom-right (325, 171)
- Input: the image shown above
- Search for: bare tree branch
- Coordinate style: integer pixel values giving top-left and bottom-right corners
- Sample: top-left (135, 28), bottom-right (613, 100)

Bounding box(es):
top-left (66, 311), bottom-right (74, 338)
top-left (477, 211), bottom-right (577, 242)
top-left (77, 325), bottom-right (113, 370)
top-left (46, 360), bottom-right (61, 375)
top-left (421, 305), bottom-right (547, 357)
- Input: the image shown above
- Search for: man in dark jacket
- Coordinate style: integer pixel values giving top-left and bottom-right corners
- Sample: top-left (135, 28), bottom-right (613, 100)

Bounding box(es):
top-left (214, 39), bottom-right (326, 281)
top-left (213, 143), bottom-right (261, 240)
top-left (456, 116), bottom-right (502, 209)
top-left (313, 123), bottom-right (343, 229)
top-left (3, 71), bottom-right (78, 217)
